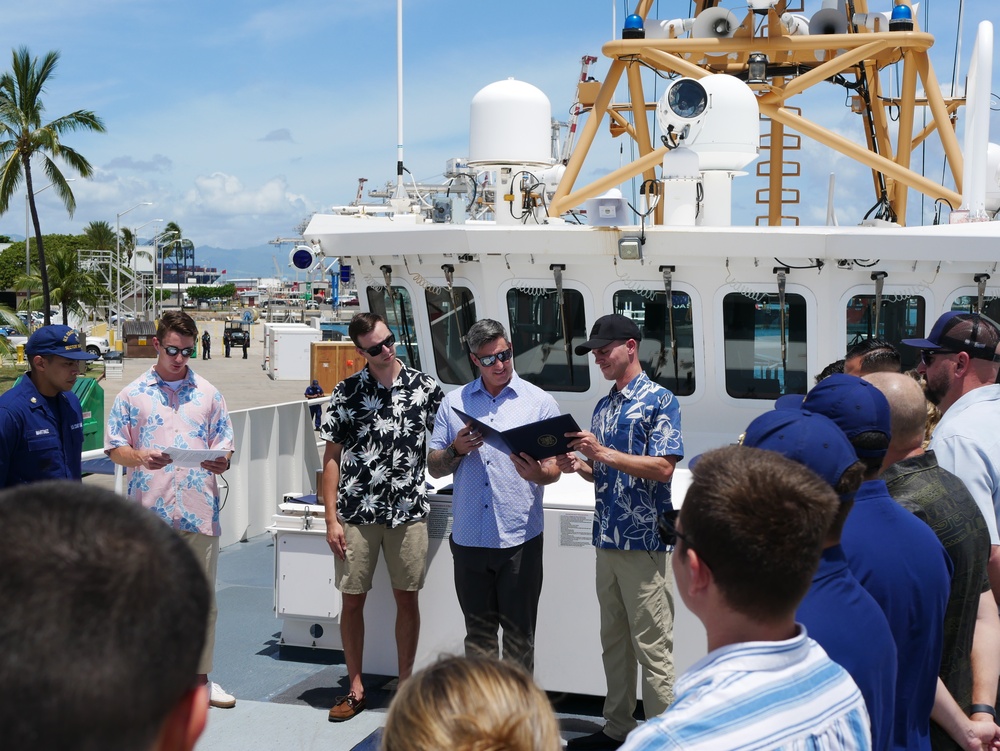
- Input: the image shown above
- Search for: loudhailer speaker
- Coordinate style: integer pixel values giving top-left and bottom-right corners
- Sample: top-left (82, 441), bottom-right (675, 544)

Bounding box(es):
top-left (810, 0), bottom-right (848, 35)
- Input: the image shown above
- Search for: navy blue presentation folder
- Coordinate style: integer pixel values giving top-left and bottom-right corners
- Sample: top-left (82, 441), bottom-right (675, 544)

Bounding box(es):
top-left (452, 408), bottom-right (581, 460)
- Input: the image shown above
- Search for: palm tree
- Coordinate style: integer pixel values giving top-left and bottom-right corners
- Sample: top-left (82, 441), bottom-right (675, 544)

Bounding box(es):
top-left (17, 242), bottom-right (103, 325)
top-left (0, 47), bottom-right (106, 326)
top-left (82, 219), bottom-right (115, 250)
top-left (161, 221), bottom-right (191, 308)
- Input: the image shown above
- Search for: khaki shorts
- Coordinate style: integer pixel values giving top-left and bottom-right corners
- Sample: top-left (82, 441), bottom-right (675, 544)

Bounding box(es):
top-left (335, 518), bottom-right (428, 595)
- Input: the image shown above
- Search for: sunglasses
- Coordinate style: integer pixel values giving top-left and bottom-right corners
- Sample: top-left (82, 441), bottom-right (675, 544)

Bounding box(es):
top-left (920, 349), bottom-right (957, 366)
top-left (162, 345), bottom-right (195, 358)
top-left (475, 348), bottom-right (513, 367)
top-left (657, 510), bottom-right (712, 568)
top-left (360, 333), bottom-right (395, 357)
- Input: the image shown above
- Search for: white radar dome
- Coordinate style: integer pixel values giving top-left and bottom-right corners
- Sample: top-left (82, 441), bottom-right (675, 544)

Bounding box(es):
top-left (469, 78), bottom-right (552, 166)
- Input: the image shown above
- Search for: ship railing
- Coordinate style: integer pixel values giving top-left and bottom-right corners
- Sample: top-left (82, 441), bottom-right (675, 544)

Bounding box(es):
top-left (82, 398), bottom-right (322, 548)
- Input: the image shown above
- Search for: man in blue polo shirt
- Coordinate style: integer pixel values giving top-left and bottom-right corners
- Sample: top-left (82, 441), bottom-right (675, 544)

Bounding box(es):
top-left (800, 374), bottom-right (952, 751)
top-left (742, 408), bottom-right (896, 751)
top-left (0, 325), bottom-right (98, 486)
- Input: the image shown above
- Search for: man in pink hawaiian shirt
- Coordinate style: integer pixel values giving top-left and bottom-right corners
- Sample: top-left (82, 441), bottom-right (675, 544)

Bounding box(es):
top-left (106, 309), bottom-right (236, 709)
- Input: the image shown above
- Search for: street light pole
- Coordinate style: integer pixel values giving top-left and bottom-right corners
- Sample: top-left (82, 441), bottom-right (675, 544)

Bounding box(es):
top-left (25, 178), bottom-right (75, 329)
top-left (151, 230), bottom-right (178, 321)
top-left (131, 218), bottom-right (163, 319)
top-left (115, 202), bottom-right (152, 346)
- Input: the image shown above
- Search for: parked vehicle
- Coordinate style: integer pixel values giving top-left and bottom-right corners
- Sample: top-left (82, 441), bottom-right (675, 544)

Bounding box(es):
top-left (83, 334), bottom-right (111, 358)
top-left (223, 320), bottom-right (251, 347)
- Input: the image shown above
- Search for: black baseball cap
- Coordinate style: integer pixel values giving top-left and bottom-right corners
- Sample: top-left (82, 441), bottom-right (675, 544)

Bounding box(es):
top-left (575, 314), bottom-right (641, 356)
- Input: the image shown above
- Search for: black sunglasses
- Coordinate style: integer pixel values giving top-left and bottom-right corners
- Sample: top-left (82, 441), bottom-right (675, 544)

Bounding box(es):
top-left (657, 510), bottom-right (711, 568)
top-left (476, 348), bottom-right (513, 367)
top-left (360, 333), bottom-right (395, 357)
top-left (920, 349), bottom-right (957, 366)
top-left (163, 345), bottom-right (195, 358)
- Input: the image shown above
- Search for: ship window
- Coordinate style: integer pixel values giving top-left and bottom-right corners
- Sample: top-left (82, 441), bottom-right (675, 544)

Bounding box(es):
top-left (366, 286), bottom-right (422, 370)
top-left (505, 287), bottom-right (589, 392)
top-left (723, 291), bottom-right (808, 400)
top-left (612, 290), bottom-right (695, 396)
top-left (846, 294), bottom-right (925, 372)
top-left (426, 285), bottom-right (477, 385)
top-left (951, 295), bottom-right (1000, 320)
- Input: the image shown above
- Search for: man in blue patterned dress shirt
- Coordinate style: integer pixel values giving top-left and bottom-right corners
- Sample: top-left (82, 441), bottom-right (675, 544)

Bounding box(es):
top-left (559, 314), bottom-right (683, 751)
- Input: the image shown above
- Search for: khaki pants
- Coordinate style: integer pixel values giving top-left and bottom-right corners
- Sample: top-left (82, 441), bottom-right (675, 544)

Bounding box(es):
top-left (596, 547), bottom-right (675, 740)
top-left (178, 530), bottom-right (219, 675)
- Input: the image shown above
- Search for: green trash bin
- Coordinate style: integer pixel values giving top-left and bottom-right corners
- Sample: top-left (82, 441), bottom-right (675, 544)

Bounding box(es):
top-left (72, 376), bottom-right (105, 452)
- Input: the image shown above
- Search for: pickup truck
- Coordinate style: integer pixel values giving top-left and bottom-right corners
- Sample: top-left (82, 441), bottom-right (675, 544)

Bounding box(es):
top-left (84, 334), bottom-right (111, 358)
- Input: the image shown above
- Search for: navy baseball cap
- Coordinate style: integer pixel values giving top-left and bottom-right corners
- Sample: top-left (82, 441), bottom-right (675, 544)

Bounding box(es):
top-left (742, 409), bottom-right (859, 491)
top-left (25, 325), bottom-right (99, 361)
top-left (799, 374), bottom-right (890, 458)
top-left (774, 393), bottom-right (806, 410)
top-left (575, 314), bottom-right (641, 356)
top-left (901, 311), bottom-right (1000, 361)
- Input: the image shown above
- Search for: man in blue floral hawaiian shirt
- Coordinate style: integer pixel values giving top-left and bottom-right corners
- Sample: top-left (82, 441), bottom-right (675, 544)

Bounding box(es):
top-left (321, 312), bottom-right (444, 722)
top-left (558, 314), bottom-right (684, 751)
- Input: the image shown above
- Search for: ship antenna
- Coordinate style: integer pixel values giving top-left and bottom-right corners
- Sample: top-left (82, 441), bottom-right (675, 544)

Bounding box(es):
top-left (391, 0), bottom-right (410, 212)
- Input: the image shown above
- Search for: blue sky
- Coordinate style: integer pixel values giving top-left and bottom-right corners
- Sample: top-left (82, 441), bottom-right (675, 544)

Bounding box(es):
top-left (1, 0), bottom-right (997, 256)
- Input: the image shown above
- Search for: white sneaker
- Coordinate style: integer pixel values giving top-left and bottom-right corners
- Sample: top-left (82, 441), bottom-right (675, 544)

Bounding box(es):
top-left (210, 681), bottom-right (236, 709)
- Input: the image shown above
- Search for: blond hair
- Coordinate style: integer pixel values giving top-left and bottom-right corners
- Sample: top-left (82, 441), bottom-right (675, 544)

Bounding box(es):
top-left (382, 655), bottom-right (561, 751)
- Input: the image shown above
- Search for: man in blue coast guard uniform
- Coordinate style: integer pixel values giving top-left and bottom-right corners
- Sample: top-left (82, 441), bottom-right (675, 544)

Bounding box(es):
top-left (0, 325), bottom-right (98, 486)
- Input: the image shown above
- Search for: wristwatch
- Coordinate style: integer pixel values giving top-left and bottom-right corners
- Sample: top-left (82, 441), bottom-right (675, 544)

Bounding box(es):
top-left (445, 443), bottom-right (463, 460)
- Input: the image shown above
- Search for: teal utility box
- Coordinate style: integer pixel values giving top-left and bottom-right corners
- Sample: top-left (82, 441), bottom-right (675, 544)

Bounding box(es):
top-left (72, 376), bottom-right (105, 452)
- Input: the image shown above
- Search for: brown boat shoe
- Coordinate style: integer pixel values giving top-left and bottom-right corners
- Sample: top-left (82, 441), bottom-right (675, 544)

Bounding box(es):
top-left (328, 693), bottom-right (366, 722)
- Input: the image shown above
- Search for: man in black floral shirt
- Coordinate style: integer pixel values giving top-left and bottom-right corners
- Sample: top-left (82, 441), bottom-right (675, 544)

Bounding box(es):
top-left (320, 312), bottom-right (444, 722)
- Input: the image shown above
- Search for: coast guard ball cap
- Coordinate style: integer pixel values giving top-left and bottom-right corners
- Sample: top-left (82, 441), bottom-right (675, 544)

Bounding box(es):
top-left (901, 311), bottom-right (1000, 361)
top-left (774, 393), bottom-right (805, 410)
top-left (742, 409), bottom-right (858, 491)
top-left (25, 325), bottom-right (99, 360)
top-left (800, 374), bottom-right (890, 458)
top-left (575, 314), bottom-right (641, 356)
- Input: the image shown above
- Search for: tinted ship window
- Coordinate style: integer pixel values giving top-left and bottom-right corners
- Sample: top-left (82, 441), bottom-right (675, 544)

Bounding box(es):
top-left (613, 290), bottom-right (695, 396)
top-left (366, 286), bottom-right (421, 370)
top-left (846, 294), bottom-right (924, 372)
top-left (723, 291), bottom-right (807, 399)
top-left (426, 285), bottom-right (477, 385)
top-left (951, 295), bottom-right (1000, 320)
top-left (505, 287), bottom-right (589, 392)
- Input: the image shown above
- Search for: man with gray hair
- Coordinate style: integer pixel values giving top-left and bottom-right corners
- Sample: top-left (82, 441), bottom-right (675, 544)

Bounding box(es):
top-left (429, 318), bottom-right (561, 673)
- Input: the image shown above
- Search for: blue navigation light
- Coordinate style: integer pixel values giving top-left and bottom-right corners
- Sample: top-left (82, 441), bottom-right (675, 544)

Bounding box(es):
top-left (623, 14), bottom-right (645, 39)
top-left (889, 3), bottom-right (914, 31)
top-left (290, 246), bottom-right (317, 270)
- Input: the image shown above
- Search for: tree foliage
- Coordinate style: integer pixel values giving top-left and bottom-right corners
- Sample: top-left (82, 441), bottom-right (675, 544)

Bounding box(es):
top-left (187, 283), bottom-right (236, 302)
top-left (17, 239), bottom-right (103, 324)
top-left (82, 220), bottom-right (115, 250)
